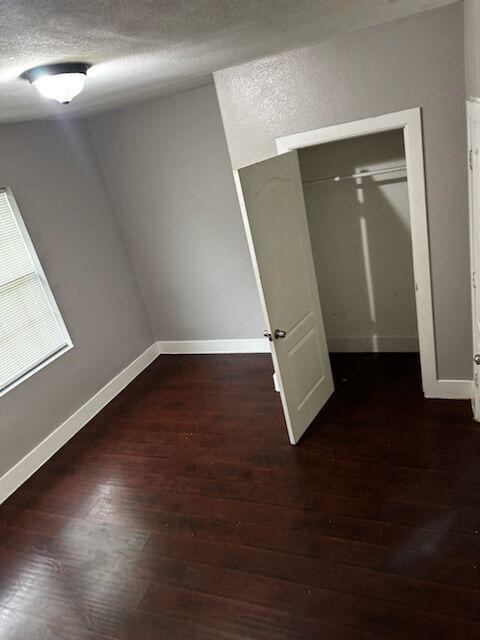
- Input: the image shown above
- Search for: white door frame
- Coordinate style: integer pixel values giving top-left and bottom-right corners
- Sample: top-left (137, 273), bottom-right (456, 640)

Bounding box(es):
top-left (467, 100), bottom-right (480, 417)
top-left (275, 108), bottom-right (443, 399)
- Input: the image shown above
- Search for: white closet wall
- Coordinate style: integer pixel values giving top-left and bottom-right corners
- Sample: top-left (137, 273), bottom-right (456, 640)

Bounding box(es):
top-left (299, 131), bottom-right (418, 353)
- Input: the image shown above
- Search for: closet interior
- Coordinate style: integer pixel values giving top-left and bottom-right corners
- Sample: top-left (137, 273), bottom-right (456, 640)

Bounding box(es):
top-left (298, 130), bottom-right (419, 362)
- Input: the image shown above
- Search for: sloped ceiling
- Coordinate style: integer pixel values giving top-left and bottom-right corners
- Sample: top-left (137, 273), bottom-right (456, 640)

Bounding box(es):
top-left (0, 0), bottom-right (459, 122)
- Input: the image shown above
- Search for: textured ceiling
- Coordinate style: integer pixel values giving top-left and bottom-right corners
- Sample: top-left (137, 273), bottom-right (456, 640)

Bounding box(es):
top-left (0, 0), bottom-right (459, 122)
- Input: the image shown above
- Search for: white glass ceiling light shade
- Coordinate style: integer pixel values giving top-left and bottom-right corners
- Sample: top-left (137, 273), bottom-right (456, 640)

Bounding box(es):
top-left (33, 73), bottom-right (85, 104)
top-left (22, 63), bottom-right (90, 104)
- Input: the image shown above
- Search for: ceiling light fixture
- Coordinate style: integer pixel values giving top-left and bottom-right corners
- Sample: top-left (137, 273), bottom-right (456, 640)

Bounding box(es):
top-left (21, 62), bottom-right (91, 104)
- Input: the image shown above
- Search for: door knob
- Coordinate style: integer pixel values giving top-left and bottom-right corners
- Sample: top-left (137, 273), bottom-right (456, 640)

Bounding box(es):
top-left (263, 330), bottom-right (273, 342)
top-left (274, 329), bottom-right (287, 339)
top-left (475, 354), bottom-right (480, 365)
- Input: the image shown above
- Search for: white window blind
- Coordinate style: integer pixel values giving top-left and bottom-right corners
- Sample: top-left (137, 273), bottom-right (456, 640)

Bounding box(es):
top-left (0, 188), bottom-right (72, 395)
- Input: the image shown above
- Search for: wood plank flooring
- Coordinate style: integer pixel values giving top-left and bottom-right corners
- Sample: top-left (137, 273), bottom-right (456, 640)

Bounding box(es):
top-left (1, 352), bottom-right (479, 639)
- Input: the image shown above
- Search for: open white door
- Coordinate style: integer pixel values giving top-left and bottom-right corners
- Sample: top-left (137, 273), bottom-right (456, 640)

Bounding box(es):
top-left (468, 101), bottom-right (480, 418)
top-left (236, 151), bottom-right (334, 444)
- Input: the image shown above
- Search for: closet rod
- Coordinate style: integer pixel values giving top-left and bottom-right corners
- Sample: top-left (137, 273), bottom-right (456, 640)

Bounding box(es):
top-left (303, 164), bottom-right (407, 186)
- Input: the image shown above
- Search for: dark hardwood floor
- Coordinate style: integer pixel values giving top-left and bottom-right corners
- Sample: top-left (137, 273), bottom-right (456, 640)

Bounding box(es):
top-left (1, 352), bottom-right (480, 639)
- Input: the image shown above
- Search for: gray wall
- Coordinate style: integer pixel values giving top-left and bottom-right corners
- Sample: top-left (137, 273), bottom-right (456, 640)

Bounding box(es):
top-left (214, 3), bottom-right (471, 380)
top-left (88, 84), bottom-right (262, 341)
top-left (0, 119), bottom-right (153, 477)
top-left (299, 131), bottom-right (417, 353)
top-left (465, 0), bottom-right (480, 99)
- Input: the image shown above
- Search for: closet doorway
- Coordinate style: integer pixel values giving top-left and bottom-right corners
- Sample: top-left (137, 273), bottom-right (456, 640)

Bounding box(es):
top-left (299, 131), bottom-right (415, 354)
top-left (235, 108), bottom-right (436, 444)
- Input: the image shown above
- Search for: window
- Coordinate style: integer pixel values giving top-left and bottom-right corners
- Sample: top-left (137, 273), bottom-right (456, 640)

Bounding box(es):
top-left (0, 188), bottom-right (72, 395)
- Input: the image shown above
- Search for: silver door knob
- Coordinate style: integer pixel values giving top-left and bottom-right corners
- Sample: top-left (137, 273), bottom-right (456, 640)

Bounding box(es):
top-left (274, 329), bottom-right (287, 339)
top-left (475, 354), bottom-right (480, 365)
top-left (263, 330), bottom-right (273, 342)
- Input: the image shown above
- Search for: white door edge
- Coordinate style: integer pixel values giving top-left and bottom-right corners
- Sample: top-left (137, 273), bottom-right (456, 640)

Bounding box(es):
top-left (467, 99), bottom-right (480, 419)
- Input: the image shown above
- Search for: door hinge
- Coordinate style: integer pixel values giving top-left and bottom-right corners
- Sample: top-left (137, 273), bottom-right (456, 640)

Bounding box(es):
top-left (469, 148), bottom-right (474, 170)
top-left (473, 271), bottom-right (477, 289)
top-left (475, 372), bottom-right (478, 388)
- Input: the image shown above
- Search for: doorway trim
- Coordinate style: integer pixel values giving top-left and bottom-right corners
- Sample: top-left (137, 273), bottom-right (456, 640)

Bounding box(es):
top-left (467, 99), bottom-right (480, 416)
top-left (276, 107), bottom-right (464, 399)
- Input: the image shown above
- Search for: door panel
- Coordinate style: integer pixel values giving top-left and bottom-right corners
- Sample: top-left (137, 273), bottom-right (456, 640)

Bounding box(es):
top-left (468, 102), bottom-right (480, 418)
top-left (237, 151), bottom-right (334, 444)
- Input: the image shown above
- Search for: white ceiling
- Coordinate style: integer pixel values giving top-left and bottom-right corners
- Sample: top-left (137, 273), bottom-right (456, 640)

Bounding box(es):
top-left (0, 0), bottom-right (459, 123)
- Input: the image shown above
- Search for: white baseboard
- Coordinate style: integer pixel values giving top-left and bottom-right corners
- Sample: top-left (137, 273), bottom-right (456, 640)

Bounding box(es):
top-left (424, 379), bottom-right (473, 400)
top-left (0, 343), bottom-right (160, 506)
top-left (327, 336), bottom-right (419, 352)
top-left (157, 338), bottom-right (270, 354)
